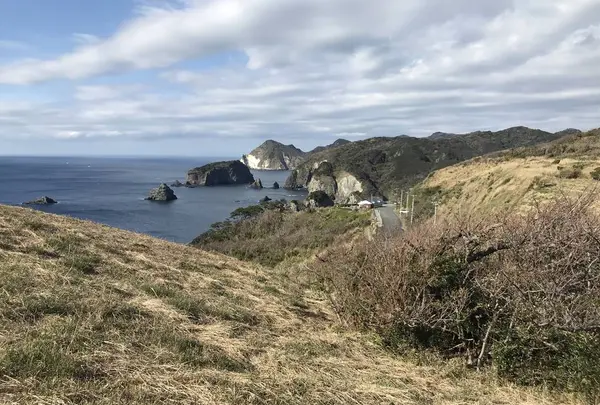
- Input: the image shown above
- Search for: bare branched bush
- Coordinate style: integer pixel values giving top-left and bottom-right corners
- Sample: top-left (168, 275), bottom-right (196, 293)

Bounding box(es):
top-left (313, 191), bottom-right (600, 401)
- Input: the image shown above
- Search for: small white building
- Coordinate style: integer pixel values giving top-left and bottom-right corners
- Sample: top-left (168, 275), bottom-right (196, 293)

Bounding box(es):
top-left (358, 200), bottom-right (374, 210)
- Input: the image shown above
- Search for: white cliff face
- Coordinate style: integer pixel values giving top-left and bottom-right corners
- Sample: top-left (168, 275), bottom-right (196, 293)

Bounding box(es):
top-left (335, 172), bottom-right (364, 202)
top-left (242, 154), bottom-right (285, 170)
top-left (308, 175), bottom-right (337, 197)
top-left (243, 140), bottom-right (318, 171)
top-left (241, 152), bottom-right (305, 170)
top-left (241, 154), bottom-right (261, 169)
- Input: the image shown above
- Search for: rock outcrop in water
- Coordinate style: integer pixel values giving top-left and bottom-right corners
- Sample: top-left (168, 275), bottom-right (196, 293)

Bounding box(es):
top-left (250, 178), bottom-right (264, 189)
top-left (186, 160), bottom-right (254, 187)
top-left (170, 180), bottom-right (184, 188)
top-left (146, 184), bottom-right (177, 201)
top-left (23, 196), bottom-right (58, 205)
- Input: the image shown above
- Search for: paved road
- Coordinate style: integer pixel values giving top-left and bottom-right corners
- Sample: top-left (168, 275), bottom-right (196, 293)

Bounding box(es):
top-left (376, 205), bottom-right (402, 234)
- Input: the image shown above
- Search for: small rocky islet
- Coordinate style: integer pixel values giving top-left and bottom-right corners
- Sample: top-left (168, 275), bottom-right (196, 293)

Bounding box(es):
top-left (146, 183), bottom-right (178, 202)
top-left (250, 178), bottom-right (263, 189)
top-left (23, 196), bottom-right (58, 205)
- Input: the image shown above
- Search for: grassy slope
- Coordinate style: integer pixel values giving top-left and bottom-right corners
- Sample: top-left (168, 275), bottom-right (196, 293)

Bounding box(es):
top-left (418, 129), bottom-right (600, 217)
top-left (0, 205), bottom-right (577, 404)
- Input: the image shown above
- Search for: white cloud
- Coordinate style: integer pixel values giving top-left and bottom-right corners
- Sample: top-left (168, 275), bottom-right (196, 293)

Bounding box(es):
top-left (74, 85), bottom-right (145, 101)
top-left (0, 0), bottom-right (599, 146)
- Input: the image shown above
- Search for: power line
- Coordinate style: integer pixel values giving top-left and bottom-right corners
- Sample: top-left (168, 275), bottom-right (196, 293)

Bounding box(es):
top-left (410, 194), bottom-right (415, 225)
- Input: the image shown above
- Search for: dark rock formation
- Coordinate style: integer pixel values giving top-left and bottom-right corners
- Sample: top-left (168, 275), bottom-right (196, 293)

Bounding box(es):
top-left (273, 181), bottom-right (280, 189)
top-left (261, 196), bottom-right (272, 203)
top-left (284, 170), bottom-right (299, 189)
top-left (145, 184), bottom-right (177, 201)
top-left (23, 196), bottom-right (58, 205)
top-left (186, 161), bottom-right (254, 187)
top-left (170, 180), bottom-right (184, 187)
top-left (305, 191), bottom-right (334, 208)
top-left (250, 178), bottom-right (264, 189)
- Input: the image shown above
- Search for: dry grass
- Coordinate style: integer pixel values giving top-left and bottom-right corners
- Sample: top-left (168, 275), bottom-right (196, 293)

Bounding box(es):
top-left (420, 155), bottom-right (600, 217)
top-left (0, 205), bottom-right (579, 404)
top-left (417, 129), bottom-right (600, 217)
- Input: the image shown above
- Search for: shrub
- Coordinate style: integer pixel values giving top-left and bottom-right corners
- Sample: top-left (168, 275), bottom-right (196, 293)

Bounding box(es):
top-left (591, 167), bottom-right (600, 181)
top-left (192, 207), bottom-right (370, 267)
top-left (230, 205), bottom-right (264, 220)
top-left (313, 193), bottom-right (600, 400)
top-left (557, 167), bottom-right (582, 179)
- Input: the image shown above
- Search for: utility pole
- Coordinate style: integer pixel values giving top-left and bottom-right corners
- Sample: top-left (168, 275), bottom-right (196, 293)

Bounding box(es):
top-left (434, 201), bottom-right (439, 225)
top-left (400, 190), bottom-right (404, 210)
top-left (406, 191), bottom-right (410, 213)
top-left (410, 194), bottom-right (415, 224)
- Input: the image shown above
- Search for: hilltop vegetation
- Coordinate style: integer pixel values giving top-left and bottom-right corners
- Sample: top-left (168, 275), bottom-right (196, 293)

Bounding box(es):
top-left (285, 126), bottom-right (566, 201)
top-left (414, 128), bottom-right (600, 218)
top-left (0, 205), bottom-right (578, 404)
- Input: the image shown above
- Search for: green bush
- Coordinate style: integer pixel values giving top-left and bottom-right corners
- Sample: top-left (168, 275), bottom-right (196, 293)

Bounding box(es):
top-left (495, 329), bottom-right (600, 400)
top-left (591, 167), bottom-right (600, 181)
top-left (192, 206), bottom-right (370, 267)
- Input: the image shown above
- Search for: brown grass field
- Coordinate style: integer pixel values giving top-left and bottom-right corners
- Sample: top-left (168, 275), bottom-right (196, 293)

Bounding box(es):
top-left (0, 205), bottom-right (582, 404)
top-left (417, 129), bottom-right (600, 218)
top-left (420, 155), bottom-right (600, 218)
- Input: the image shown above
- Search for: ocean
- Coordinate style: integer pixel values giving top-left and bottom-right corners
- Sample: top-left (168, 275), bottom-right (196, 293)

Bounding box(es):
top-left (0, 156), bottom-right (306, 243)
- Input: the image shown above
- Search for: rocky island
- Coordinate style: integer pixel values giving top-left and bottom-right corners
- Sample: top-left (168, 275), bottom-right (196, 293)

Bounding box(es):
top-left (186, 160), bottom-right (254, 186)
top-left (146, 183), bottom-right (177, 201)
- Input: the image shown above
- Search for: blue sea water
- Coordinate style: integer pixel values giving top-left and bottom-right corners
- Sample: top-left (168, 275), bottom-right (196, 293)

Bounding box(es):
top-left (0, 156), bottom-right (306, 243)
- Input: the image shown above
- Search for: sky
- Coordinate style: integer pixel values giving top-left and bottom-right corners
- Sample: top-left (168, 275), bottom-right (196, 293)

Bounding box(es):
top-left (0, 0), bottom-right (599, 156)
